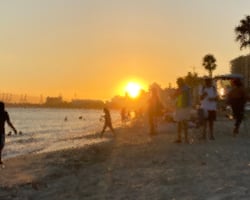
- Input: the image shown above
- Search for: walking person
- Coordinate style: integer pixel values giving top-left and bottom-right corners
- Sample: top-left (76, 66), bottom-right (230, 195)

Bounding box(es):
top-left (0, 101), bottom-right (17, 166)
top-left (100, 107), bottom-right (115, 137)
top-left (199, 77), bottom-right (218, 140)
top-left (120, 107), bottom-right (128, 125)
top-left (148, 87), bottom-right (163, 135)
top-left (227, 78), bottom-right (247, 136)
top-left (174, 78), bottom-right (192, 143)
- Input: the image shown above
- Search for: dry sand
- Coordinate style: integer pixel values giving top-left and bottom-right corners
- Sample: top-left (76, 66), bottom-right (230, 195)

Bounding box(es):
top-left (1, 116), bottom-right (250, 200)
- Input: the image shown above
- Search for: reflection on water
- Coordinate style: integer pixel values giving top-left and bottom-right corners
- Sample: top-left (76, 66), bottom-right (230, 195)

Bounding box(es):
top-left (4, 108), bottom-right (120, 159)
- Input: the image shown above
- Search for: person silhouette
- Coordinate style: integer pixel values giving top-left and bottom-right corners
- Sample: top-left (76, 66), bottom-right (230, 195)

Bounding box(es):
top-left (120, 107), bottom-right (128, 124)
top-left (174, 78), bottom-right (192, 143)
top-left (100, 107), bottom-right (115, 137)
top-left (227, 78), bottom-right (247, 136)
top-left (199, 77), bottom-right (218, 140)
top-left (0, 101), bottom-right (17, 165)
top-left (148, 87), bottom-right (163, 135)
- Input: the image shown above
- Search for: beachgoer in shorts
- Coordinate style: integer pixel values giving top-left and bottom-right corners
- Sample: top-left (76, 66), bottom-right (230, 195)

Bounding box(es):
top-left (100, 107), bottom-right (115, 137)
top-left (199, 77), bottom-right (218, 140)
top-left (148, 87), bottom-right (163, 135)
top-left (0, 101), bottom-right (17, 165)
top-left (120, 107), bottom-right (128, 124)
top-left (227, 78), bottom-right (247, 136)
top-left (174, 78), bottom-right (192, 143)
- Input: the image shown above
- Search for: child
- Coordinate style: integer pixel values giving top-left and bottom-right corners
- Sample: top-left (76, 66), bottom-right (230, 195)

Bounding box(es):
top-left (100, 107), bottom-right (115, 137)
top-left (0, 101), bottom-right (17, 166)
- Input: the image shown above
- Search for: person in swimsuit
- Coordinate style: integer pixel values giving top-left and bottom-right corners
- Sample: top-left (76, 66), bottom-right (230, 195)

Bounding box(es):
top-left (0, 101), bottom-right (17, 165)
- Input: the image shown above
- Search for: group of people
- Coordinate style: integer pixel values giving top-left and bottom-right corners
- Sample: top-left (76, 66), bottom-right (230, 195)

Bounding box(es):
top-left (132, 75), bottom-right (248, 141)
top-left (174, 76), bottom-right (248, 143)
top-left (0, 77), bottom-right (247, 165)
top-left (0, 103), bottom-right (116, 166)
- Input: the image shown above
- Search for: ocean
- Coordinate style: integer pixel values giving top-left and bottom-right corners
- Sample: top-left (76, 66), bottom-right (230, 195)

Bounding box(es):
top-left (3, 107), bottom-right (121, 159)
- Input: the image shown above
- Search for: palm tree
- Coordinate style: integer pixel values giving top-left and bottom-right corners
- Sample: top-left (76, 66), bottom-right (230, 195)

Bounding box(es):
top-left (235, 15), bottom-right (250, 88)
top-left (202, 54), bottom-right (217, 78)
top-left (235, 15), bottom-right (250, 50)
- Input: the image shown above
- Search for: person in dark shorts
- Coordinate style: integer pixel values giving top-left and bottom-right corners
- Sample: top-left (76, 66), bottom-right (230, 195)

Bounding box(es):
top-left (0, 101), bottom-right (17, 165)
top-left (100, 107), bottom-right (115, 137)
top-left (199, 77), bottom-right (218, 140)
top-left (227, 78), bottom-right (247, 136)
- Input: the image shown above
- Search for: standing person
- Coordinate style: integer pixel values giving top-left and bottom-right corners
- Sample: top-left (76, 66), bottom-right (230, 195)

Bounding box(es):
top-left (174, 78), bottom-right (192, 143)
top-left (120, 107), bottom-right (128, 124)
top-left (100, 107), bottom-right (115, 137)
top-left (199, 77), bottom-right (218, 140)
top-left (148, 87), bottom-right (163, 135)
top-left (227, 78), bottom-right (247, 136)
top-left (0, 101), bottom-right (17, 166)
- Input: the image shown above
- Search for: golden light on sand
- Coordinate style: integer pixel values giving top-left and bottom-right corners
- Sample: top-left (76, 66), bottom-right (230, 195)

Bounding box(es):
top-left (125, 82), bottom-right (142, 98)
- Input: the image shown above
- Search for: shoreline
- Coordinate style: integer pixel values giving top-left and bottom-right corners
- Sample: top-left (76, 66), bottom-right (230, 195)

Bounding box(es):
top-left (1, 118), bottom-right (250, 199)
top-left (3, 107), bottom-right (122, 160)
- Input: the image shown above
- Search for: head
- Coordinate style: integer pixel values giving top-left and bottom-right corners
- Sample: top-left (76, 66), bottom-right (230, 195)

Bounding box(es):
top-left (103, 107), bottom-right (109, 113)
top-left (0, 101), bottom-right (5, 112)
top-left (204, 77), bottom-right (212, 87)
top-left (150, 87), bottom-right (158, 97)
top-left (176, 78), bottom-right (185, 88)
top-left (231, 78), bottom-right (242, 87)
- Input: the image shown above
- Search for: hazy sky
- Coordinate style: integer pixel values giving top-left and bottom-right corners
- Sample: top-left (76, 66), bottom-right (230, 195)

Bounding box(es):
top-left (1, 0), bottom-right (250, 100)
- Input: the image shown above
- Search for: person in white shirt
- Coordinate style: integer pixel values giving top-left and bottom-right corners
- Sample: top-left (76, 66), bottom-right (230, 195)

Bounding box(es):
top-left (199, 77), bottom-right (218, 140)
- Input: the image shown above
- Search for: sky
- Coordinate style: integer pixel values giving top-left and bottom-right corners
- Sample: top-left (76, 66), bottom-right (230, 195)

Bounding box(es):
top-left (1, 0), bottom-right (250, 101)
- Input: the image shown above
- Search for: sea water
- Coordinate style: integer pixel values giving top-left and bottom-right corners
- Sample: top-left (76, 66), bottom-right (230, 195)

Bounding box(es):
top-left (3, 107), bottom-right (121, 159)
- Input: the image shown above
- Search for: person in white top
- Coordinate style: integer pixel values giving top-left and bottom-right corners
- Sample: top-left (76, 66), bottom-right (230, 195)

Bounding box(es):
top-left (199, 77), bottom-right (218, 140)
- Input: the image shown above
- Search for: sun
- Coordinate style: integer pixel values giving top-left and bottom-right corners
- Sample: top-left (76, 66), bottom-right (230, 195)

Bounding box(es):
top-left (125, 82), bottom-right (142, 98)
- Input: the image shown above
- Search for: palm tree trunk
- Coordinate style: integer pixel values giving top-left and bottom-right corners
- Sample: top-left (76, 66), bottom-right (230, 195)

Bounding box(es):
top-left (209, 70), bottom-right (212, 78)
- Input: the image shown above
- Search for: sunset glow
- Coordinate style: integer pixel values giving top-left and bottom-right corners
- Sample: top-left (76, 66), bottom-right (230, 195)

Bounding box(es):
top-left (125, 82), bottom-right (142, 98)
top-left (0, 1), bottom-right (248, 102)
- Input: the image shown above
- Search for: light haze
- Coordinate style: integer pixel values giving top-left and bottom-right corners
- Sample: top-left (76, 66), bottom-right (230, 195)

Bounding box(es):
top-left (1, 0), bottom-right (249, 100)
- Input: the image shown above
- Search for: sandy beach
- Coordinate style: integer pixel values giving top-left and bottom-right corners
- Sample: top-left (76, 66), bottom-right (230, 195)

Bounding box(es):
top-left (1, 116), bottom-right (250, 200)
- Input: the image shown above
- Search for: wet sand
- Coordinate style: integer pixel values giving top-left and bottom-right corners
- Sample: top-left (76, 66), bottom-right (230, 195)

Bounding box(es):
top-left (1, 117), bottom-right (250, 200)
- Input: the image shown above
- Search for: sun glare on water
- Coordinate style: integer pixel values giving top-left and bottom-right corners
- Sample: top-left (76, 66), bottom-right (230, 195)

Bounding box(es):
top-left (125, 82), bottom-right (142, 98)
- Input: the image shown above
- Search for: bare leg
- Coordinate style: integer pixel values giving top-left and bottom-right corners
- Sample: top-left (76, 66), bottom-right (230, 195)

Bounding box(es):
top-left (149, 114), bottom-right (155, 135)
top-left (202, 120), bottom-right (207, 140)
top-left (154, 116), bottom-right (158, 134)
top-left (0, 149), bottom-right (2, 164)
top-left (209, 120), bottom-right (215, 140)
top-left (183, 121), bottom-right (188, 143)
top-left (109, 125), bottom-right (116, 136)
top-left (100, 124), bottom-right (107, 137)
top-left (176, 121), bottom-right (182, 142)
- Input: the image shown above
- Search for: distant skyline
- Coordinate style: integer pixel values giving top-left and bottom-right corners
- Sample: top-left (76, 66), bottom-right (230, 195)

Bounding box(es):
top-left (1, 1), bottom-right (250, 100)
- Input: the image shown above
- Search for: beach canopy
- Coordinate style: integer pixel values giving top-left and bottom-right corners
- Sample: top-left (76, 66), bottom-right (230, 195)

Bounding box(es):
top-left (214, 74), bottom-right (244, 80)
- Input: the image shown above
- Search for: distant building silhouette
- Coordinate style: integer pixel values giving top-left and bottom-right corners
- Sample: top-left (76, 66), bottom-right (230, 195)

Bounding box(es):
top-left (231, 54), bottom-right (250, 88)
top-left (45, 96), bottom-right (64, 106)
top-left (71, 99), bottom-right (104, 108)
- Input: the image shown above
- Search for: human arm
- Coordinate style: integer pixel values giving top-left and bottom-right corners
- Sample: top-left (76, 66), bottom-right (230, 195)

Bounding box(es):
top-left (6, 119), bottom-right (17, 134)
top-left (242, 88), bottom-right (248, 104)
top-left (199, 87), bottom-right (207, 101)
top-left (208, 87), bottom-right (218, 101)
top-left (208, 96), bottom-right (218, 101)
top-left (200, 92), bottom-right (208, 100)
